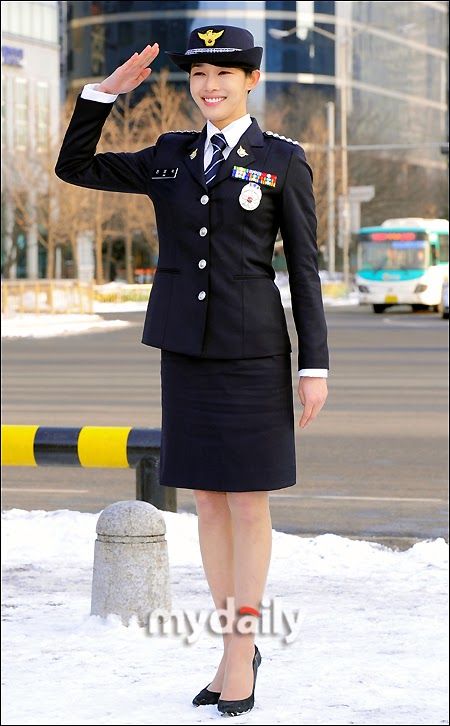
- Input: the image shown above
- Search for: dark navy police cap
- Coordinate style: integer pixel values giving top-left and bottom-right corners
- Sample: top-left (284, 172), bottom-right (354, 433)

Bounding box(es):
top-left (165, 25), bottom-right (263, 72)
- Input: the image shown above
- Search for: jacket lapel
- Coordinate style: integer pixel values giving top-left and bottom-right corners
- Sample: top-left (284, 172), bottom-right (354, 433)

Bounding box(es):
top-left (182, 125), bottom-right (208, 190)
top-left (206, 117), bottom-right (265, 190)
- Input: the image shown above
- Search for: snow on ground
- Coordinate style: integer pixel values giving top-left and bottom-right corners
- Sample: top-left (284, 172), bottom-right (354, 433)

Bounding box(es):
top-left (321, 290), bottom-right (359, 306)
top-left (1, 313), bottom-right (132, 339)
top-left (1, 277), bottom-right (358, 338)
top-left (2, 507), bottom-right (448, 725)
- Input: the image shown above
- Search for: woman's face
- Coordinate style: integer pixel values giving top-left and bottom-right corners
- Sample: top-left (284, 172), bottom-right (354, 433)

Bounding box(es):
top-left (189, 63), bottom-right (260, 129)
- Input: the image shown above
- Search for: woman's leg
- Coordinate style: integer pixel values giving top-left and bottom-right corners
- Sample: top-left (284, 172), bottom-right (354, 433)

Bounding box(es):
top-left (220, 491), bottom-right (272, 701)
top-left (193, 490), bottom-right (235, 691)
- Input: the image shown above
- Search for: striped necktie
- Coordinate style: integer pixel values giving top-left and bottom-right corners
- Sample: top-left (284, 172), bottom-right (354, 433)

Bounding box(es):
top-left (205, 133), bottom-right (228, 185)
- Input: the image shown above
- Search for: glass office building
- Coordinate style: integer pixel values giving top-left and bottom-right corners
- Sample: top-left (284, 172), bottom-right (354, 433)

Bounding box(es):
top-left (1, 0), bottom-right (60, 279)
top-left (2, 1), bottom-right (446, 279)
top-left (349, 1), bottom-right (447, 168)
top-left (65, 0), bottom-right (447, 167)
top-left (66, 1), bottom-right (336, 115)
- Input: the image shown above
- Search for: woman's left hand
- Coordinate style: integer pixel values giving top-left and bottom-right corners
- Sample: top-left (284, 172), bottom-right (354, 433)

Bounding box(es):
top-left (298, 377), bottom-right (328, 428)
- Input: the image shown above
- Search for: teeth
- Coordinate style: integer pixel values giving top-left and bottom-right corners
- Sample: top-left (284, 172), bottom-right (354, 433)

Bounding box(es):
top-left (203, 98), bottom-right (225, 104)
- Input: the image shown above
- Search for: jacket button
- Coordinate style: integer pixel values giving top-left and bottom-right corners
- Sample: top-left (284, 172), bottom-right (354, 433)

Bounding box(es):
top-left (198, 259), bottom-right (207, 269)
top-left (200, 195), bottom-right (209, 205)
top-left (199, 227), bottom-right (208, 236)
top-left (198, 291), bottom-right (206, 300)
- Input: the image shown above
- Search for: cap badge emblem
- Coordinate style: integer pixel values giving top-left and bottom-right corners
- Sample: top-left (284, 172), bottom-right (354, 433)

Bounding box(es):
top-left (198, 29), bottom-right (225, 47)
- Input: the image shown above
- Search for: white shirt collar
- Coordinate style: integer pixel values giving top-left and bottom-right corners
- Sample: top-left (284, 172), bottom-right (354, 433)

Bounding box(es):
top-left (206, 114), bottom-right (252, 152)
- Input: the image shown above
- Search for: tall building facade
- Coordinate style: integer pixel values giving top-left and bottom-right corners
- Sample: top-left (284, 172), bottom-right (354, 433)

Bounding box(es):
top-left (348, 0), bottom-right (447, 170)
top-left (65, 0), bottom-right (337, 119)
top-left (64, 0), bottom-right (449, 276)
top-left (1, 0), bottom-right (60, 279)
top-left (2, 1), bottom-right (447, 278)
top-left (64, 0), bottom-right (447, 168)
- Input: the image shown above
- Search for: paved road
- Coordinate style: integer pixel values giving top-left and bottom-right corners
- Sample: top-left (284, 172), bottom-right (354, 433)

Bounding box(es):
top-left (2, 303), bottom-right (448, 547)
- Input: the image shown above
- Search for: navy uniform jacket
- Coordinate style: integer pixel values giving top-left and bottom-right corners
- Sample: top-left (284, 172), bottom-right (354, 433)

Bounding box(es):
top-left (55, 94), bottom-right (329, 371)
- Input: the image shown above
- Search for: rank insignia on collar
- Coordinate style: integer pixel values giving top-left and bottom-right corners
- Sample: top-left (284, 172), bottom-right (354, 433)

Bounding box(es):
top-left (190, 148), bottom-right (198, 159)
top-left (237, 145), bottom-right (248, 157)
top-left (231, 165), bottom-right (277, 188)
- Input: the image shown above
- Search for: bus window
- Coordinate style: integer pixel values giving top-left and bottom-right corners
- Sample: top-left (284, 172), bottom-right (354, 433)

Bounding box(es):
top-left (439, 234), bottom-right (449, 262)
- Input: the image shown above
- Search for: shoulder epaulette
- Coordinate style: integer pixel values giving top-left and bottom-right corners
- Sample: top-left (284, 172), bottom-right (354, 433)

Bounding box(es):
top-left (264, 130), bottom-right (300, 146)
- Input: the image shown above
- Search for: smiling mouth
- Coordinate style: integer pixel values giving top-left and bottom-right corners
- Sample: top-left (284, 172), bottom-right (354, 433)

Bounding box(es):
top-left (202, 97), bottom-right (226, 105)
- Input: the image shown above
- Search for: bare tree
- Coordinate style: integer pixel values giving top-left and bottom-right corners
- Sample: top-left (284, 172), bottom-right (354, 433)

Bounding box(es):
top-left (2, 150), bottom-right (38, 277)
top-left (0, 74), bottom-right (195, 283)
top-left (73, 69), bottom-right (195, 283)
top-left (265, 83), bottom-right (448, 244)
top-left (265, 88), bottom-right (342, 253)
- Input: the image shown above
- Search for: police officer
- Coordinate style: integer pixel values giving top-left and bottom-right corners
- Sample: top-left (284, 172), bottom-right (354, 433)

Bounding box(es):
top-left (55, 25), bottom-right (329, 717)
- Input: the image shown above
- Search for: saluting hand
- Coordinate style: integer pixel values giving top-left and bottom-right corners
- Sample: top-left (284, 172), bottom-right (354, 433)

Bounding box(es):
top-left (97, 43), bottom-right (160, 94)
top-left (298, 378), bottom-right (328, 428)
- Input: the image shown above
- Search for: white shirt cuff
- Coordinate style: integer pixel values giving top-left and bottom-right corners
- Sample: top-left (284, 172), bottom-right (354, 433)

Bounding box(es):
top-left (81, 83), bottom-right (119, 103)
top-left (298, 369), bottom-right (328, 378)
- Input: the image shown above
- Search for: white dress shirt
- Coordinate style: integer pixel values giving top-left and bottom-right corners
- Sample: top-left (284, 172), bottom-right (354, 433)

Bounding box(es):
top-left (81, 84), bottom-right (328, 379)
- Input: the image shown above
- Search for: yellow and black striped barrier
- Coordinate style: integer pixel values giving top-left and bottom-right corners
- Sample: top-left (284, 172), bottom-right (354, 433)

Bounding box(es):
top-left (1, 425), bottom-right (176, 512)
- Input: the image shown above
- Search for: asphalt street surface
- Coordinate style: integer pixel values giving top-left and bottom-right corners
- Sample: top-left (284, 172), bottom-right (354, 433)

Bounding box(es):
top-left (2, 303), bottom-right (448, 548)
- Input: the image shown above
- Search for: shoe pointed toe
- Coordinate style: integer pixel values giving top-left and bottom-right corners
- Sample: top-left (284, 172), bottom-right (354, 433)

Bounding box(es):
top-left (192, 683), bottom-right (221, 706)
top-left (217, 694), bottom-right (254, 716)
top-left (217, 645), bottom-right (262, 717)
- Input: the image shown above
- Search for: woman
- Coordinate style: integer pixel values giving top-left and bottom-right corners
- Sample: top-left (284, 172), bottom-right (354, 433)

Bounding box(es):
top-left (55, 24), bottom-right (329, 717)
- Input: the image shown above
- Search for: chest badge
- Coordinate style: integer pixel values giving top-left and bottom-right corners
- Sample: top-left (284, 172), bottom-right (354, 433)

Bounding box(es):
top-left (189, 148), bottom-right (198, 160)
top-left (237, 145), bottom-right (248, 157)
top-left (151, 168), bottom-right (179, 179)
top-left (239, 182), bottom-right (262, 211)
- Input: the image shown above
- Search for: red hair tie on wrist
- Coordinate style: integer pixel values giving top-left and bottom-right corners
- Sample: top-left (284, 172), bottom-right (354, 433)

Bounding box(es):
top-left (238, 606), bottom-right (261, 617)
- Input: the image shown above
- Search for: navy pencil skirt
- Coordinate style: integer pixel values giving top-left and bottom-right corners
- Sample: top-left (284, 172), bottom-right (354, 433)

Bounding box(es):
top-left (159, 349), bottom-right (297, 492)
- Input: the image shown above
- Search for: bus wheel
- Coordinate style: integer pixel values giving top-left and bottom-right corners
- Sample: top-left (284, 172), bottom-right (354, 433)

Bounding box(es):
top-left (412, 304), bottom-right (427, 312)
top-left (373, 304), bottom-right (387, 313)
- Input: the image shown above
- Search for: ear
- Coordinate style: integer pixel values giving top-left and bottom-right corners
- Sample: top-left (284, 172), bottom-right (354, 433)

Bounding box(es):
top-left (247, 69), bottom-right (261, 91)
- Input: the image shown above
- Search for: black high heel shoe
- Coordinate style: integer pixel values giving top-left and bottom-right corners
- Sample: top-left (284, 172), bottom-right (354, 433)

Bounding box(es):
top-left (192, 683), bottom-right (221, 706)
top-left (217, 645), bottom-right (262, 717)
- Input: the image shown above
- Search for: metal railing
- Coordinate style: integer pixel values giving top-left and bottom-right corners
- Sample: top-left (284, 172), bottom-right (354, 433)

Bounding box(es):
top-left (1, 425), bottom-right (176, 512)
top-left (1, 279), bottom-right (95, 314)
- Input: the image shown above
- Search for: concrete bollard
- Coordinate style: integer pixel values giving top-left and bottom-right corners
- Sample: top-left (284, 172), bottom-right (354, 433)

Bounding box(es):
top-left (91, 500), bottom-right (171, 627)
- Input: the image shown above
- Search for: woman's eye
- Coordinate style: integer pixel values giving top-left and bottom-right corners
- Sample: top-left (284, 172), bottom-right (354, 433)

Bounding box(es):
top-left (193, 71), bottom-right (230, 76)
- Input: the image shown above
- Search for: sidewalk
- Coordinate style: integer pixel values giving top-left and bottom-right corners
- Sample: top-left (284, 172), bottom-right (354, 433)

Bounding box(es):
top-left (2, 507), bottom-right (448, 725)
